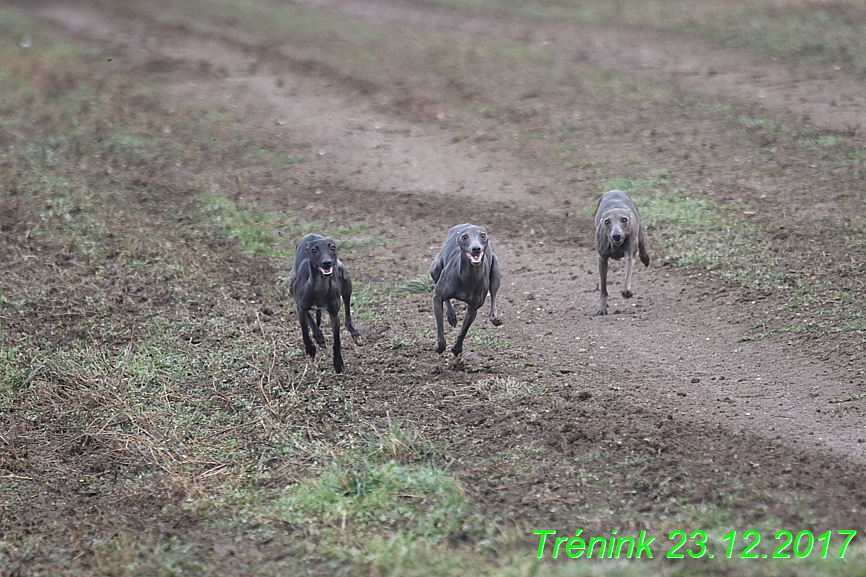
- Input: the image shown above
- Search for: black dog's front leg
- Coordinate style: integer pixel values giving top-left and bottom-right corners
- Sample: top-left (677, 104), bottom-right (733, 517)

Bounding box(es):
top-left (433, 293), bottom-right (447, 354)
top-left (328, 305), bottom-right (343, 374)
top-left (451, 305), bottom-right (478, 356)
top-left (298, 306), bottom-right (318, 358)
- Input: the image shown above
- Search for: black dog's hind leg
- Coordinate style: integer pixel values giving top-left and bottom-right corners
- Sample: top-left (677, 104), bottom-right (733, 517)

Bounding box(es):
top-left (308, 311), bottom-right (327, 346)
top-left (450, 305), bottom-right (478, 357)
top-left (298, 306), bottom-right (318, 358)
top-left (327, 303), bottom-right (344, 374)
top-left (340, 271), bottom-right (362, 345)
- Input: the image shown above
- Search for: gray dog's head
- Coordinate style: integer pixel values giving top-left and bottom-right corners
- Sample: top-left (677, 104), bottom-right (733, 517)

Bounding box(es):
top-left (598, 208), bottom-right (633, 248)
top-left (456, 225), bottom-right (489, 266)
top-left (305, 237), bottom-right (338, 276)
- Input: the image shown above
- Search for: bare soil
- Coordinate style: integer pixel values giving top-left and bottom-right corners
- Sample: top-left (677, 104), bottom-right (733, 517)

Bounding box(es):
top-left (13, 0), bottom-right (866, 550)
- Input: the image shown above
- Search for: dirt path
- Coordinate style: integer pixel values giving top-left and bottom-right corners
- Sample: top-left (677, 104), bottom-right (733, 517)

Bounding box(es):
top-left (28, 0), bottom-right (866, 529)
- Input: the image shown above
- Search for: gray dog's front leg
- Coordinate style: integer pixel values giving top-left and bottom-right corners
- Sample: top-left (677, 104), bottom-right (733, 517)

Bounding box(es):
top-left (451, 306), bottom-right (478, 356)
top-left (597, 257), bottom-right (609, 316)
top-left (622, 252), bottom-right (635, 299)
top-left (433, 293), bottom-right (447, 354)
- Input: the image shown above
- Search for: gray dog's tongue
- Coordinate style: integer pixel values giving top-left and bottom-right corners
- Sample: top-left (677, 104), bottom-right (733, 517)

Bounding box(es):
top-left (466, 250), bottom-right (484, 264)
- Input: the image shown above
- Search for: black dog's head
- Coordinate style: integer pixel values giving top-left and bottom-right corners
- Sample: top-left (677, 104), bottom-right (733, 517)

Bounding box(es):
top-left (305, 237), bottom-right (338, 276)
top-left (456, 225), bottom-right (489, 266)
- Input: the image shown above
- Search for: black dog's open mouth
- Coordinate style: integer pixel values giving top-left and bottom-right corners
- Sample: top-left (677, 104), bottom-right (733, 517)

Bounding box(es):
top-left (465, 250), bottom-right (485, 265)
top-left (319, 265), bottom-right (334, 276)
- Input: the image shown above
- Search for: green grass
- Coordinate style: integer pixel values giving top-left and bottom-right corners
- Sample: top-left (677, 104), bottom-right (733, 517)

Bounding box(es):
top-left (397, 276), bottom-right (436, 294)
top-left (467, 330), bottom-right (510, 349)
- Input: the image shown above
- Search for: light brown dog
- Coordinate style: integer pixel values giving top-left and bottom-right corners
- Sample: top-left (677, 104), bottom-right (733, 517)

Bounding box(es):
top-left (594, 190), bottom-right (649, 316)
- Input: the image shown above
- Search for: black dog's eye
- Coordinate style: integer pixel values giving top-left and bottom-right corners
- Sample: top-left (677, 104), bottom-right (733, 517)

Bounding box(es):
top-left (330, 245), bottom-right (336, 252)
top-left (311, 246), bottom-right (318, 253)
top-left (621, 217), bottom-right (628, 223)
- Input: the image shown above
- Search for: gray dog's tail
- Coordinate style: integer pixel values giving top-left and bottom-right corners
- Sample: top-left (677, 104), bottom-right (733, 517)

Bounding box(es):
top-left (637, 228), bottom-right (649, 266)
top-left (639, 231), bottom-right (650, 268)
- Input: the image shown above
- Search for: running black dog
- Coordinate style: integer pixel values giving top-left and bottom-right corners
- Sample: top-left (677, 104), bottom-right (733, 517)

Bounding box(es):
top-left (429, 223), bottom-right (502, 356)
top-left (594, 190), bottom-right (650, 316)
top-left (289, 234), bottom-right (361, 373)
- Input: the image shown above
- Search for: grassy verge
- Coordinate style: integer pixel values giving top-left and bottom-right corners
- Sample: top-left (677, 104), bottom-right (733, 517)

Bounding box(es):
top-left (415, 0), bottom-right (866, 74)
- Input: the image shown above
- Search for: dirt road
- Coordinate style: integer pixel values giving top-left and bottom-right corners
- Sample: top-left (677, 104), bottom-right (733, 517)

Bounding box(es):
top-left (26, 0), bottom-right (866, 531)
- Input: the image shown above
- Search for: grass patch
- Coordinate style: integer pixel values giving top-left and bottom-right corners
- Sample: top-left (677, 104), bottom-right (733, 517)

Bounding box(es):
top-left (471, 375), bottom-right (543, 400)
top-left (467, 330), bottom-right (510, 349)
top-left (397, 276), bottom-right (436, 294)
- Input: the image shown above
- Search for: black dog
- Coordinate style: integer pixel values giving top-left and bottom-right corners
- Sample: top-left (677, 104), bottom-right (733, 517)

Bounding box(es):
top-left (429, 223), bottom-right (502, 356)
top-left (594, 190), bottom-right (650, 316)
top-left (289, 234), bottom-right (361, 373)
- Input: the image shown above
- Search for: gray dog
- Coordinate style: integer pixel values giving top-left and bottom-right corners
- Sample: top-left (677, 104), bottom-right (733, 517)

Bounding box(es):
top-left (289, 233), bottom-right (361, 373)
top-left (429, 223), bottom-right (502, 356)
top-left (594, 190), bottom-right (650, 316)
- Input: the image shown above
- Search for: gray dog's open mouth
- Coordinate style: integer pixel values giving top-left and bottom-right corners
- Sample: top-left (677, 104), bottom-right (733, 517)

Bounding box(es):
top-left (319, 265), bottom-right (334, 276)
top-left (465, 250), bottom-right (485, 265)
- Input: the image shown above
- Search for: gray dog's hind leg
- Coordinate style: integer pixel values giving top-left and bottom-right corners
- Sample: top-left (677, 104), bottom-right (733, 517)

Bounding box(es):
top-left (488, 253), bottom-right (502, 326)
top-left (444, 299), bottom-right (458, 327)
top-left (450, 305), bottom-right (478, 356)
top-left (622, 251), bottom-right (635, 299)
top-left (596, 256), bottom-right (609, 316)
